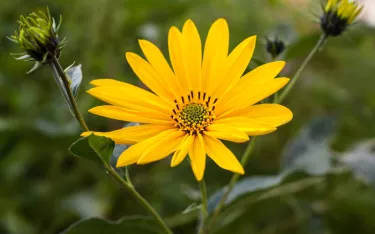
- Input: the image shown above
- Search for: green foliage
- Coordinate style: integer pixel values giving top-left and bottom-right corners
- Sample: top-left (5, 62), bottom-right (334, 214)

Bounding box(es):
top-left (2, 0), bottom-right (375, 234)
top-left (69, 134), bottom-right (115, 165)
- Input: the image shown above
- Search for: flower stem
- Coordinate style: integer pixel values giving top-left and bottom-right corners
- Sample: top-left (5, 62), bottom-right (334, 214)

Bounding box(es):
top-left (50, 56), bottom-right (89, 131)
top-left (205, 137), bottom-right (256, 233)
top-left (103, 163), bottom-right (173, 234)
top-left (50, 56), bottom-right (173, 234)
top-left (200, 180), bottom-right (208, 218)
top-left (198, 180), bottom-right (208, 234)
top-left (276, 34), bottom-right (327, 104)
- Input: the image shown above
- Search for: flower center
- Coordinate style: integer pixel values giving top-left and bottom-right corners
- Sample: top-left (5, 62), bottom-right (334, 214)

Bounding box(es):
top-left (171, 91), bottom-right (217, 134)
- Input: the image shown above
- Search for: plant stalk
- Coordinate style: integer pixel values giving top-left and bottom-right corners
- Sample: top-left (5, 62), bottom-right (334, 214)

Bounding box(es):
top-left (276, 34), bottom-right (327, 103)
top-left (103, 163), bottom-right (173, 234)
top-left (198, 180), bottom-right (209, 234)
top-left (50, 56), bottom-right (89, 131)
top-left (204, 137), bottom-right (256, 233)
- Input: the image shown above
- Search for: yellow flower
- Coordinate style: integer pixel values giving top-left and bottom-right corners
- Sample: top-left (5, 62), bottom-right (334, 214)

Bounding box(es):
top-left (321, 0), bottom-right (363, 36)
top-left (83, 19), bottom-right (293, 181)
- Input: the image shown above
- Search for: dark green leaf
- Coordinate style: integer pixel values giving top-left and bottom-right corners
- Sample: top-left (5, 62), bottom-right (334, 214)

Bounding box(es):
top-left (88, 134), bottom-right (115, 164)
top-left (66, 64), bottom-right (83, 98)
top-left (61, 216), bottom-right (165, 234)
top-left (69, 134), bottom-right (115, 164)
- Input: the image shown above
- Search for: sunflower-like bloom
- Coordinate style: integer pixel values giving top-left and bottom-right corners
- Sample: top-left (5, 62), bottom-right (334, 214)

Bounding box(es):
top-left (83, 19), bottom-right (293, 181)
top-left (321, 0), bottom-right (363, 36)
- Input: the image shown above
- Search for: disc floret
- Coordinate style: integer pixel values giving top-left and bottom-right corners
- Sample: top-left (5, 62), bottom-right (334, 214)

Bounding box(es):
top-left (171, 91), bottom-right (217, 134)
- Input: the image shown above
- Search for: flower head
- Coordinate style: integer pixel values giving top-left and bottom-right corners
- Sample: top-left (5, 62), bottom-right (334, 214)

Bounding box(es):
top-left (83, 19), bottom-right (293, 181)
top-left (321, 0), bottom-right (363, 36)
top-left (9, 8), bottom-right (65, 73)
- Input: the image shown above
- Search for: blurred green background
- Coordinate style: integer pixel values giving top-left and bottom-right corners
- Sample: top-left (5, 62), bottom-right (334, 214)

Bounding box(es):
top-left (2, 0), bottom-right (375, 233)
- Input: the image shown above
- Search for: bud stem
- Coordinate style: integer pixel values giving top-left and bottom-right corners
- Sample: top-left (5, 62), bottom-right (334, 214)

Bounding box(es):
top-left (50, 56), bottom-right (89, 131)
top-left (276, 34), bottom-right (328, 104)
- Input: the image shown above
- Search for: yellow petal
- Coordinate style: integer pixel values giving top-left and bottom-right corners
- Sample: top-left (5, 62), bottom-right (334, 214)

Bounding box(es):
top-left (182, 19), bottom-right (202, 92)
top-left (138, 39), bottom-right (183, 98)
top-left (137, 130), bottom-right (186, 164)
top-left (90, 79), bottom-right (129, 87)
top-left (87, 84), bottom-right (171, 114)
top-left (205, 124), bottom-right (249, 143)
top-left (117, 129), bottom-right (179, 167)
top-left (214, 117), bottom-right (276, 135)
top-left (221, 61), bottom-right (286, 103)
top-left (236, 104), bottom-right (293, 127)
top-left (202, 18), bottom-right (229, 94)
top-left (203, 134), bottom-right (244, 174)
top-left (218, 78), bottom-right (290, 117)
top-left (81, 124), bottom-right (174, 144)
top-left (89, 105), bottom-right (173, 124)
top-left (189, 134), bottom-right (206, 181)
top-left (212, 36), bottom-right (257, 98)
top-left (126, 52), bottom-right (174, 103)
top-left (168, 26), bottom-right (189, 95)
top-left (171, 134), bottom-right (194, 167)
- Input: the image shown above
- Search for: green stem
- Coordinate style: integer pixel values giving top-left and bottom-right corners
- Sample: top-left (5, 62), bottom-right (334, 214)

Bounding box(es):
top-left (50, 56), bottom-right (89, 131)
top-left (276, 34), bottom-right (327, 104)
top-left (205, 137), bottom-right (257, 233)
top-left (200, 180), bottom-right (208, 218)
top-left (198, 180), bottom-right (208, 234)
top-left (50, 56), bottom-right (172, 234)
top-left (103, 163), bottom-right (173, 234)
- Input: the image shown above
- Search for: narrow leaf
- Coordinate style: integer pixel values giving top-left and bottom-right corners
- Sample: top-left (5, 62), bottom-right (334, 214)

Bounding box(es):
top-left (66, 64), bottom-right (83, 98)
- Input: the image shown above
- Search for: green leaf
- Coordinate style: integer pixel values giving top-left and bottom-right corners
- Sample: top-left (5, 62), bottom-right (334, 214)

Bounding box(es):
top-left (66, 64), bottom-right (83, 98)
top-left (88, 134), bottom-right (115, 164)
top-left (281, 116), bottom-right (336, 175)
top-left (61, 216), bottom-right (165, 234)
top-left (69, 134), bottom-right (115, 164)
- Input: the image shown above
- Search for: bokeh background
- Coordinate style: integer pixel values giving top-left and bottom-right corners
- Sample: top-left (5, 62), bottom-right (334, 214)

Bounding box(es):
top-left (1, 0), bottom-right (375, 233)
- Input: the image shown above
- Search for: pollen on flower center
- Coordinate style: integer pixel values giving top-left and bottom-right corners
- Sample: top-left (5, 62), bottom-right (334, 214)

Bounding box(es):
top-left (171, 91), bottom-right (217, 134)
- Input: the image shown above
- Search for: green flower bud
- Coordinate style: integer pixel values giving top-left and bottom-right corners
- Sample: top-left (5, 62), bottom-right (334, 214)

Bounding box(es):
top-left (8, 8), bottom-right (66, 73)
